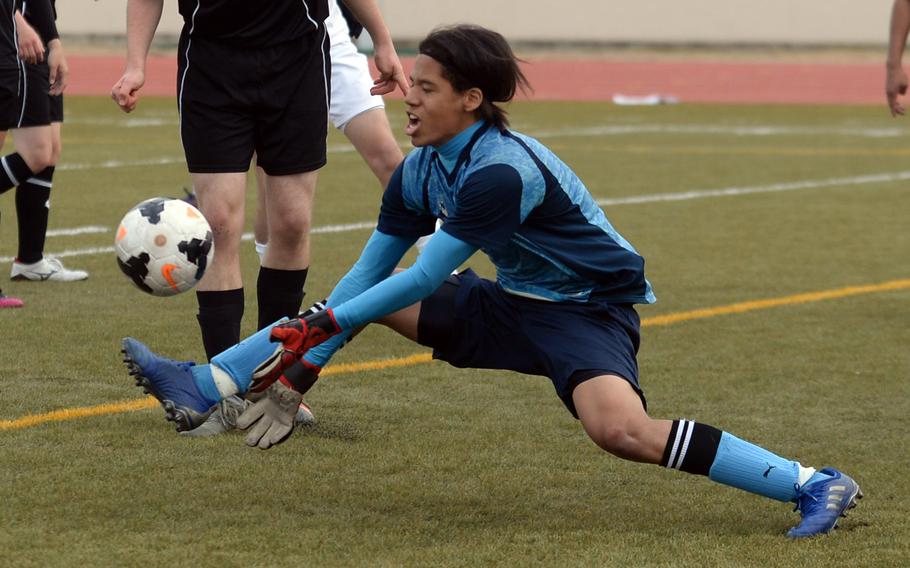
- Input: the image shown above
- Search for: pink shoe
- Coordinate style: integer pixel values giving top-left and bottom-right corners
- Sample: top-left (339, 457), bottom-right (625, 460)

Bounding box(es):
top-left (0, 290), bottom-right (23, 308)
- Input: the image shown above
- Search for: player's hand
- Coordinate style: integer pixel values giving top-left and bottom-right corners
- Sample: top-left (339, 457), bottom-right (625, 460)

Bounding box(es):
top-left (111, 69), bottom-right (145, 113)
top-left (269, 309), bottom-right (341, 357)
top-left (249, 345), bottom-right (298, 394)
top-left (370, 42), bottom-right (409, 97)
top-left (236, 378), bottom-right (303, 449)
top-left (15, 13), bottom-right (44, 64)
top-left (47, 40), bottom-right (68, 96)
top-left (886, 66), bottom-right (908, 117)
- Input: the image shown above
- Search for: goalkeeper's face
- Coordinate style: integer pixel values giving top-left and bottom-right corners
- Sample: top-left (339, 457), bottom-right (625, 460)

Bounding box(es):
top-left (404, 55), bottom-right (483, 148)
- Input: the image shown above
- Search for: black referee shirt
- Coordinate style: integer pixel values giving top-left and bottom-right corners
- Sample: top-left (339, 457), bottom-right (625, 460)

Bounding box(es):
top-left (1, 0), bottom-right (19, 70)
top-left (178, 0), bottom-right (328, 46)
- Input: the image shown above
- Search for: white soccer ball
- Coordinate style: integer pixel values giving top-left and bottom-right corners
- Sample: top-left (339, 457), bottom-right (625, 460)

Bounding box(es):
top-left (114, 197), bottom-right (214, 296)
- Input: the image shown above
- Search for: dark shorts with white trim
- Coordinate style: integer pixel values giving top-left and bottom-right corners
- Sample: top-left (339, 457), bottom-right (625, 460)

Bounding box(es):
top-left (0, 66), bottom-right (19, 129)
top-left (417, 269), bottom-right (647, 418)
top-left (176, 33), bottom-right (330, 176)
top-left (14, 62), bottom-right (51, 128)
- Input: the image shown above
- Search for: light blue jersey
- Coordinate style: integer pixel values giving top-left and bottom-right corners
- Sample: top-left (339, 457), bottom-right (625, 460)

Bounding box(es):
top-left (380, 122), bottom-right (655, 304)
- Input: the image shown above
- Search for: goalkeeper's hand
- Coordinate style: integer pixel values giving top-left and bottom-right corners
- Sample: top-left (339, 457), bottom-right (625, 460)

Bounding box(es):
top-left (248, 346), bottom-right (297, 394)
top-left (237, 360), bottom-right (321, 449)
top-left (270, 308), bottom-right (341, 355)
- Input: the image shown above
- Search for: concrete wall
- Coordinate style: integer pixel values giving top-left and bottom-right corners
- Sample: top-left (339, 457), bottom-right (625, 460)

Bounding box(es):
top-left (58, 0), bottom-right (893, 46)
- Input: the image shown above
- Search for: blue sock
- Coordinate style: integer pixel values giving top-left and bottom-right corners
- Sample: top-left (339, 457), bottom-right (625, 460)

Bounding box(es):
top-left (190, 364), bottom-right (221, 407)
top-left (708, 432), bottom-right (803, 502)
top-left (210, 319), bottom-right (287, 393)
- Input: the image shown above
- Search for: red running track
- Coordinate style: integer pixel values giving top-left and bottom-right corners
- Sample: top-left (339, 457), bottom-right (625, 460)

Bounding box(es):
top-left (70, 55), bottom-right (886, 105)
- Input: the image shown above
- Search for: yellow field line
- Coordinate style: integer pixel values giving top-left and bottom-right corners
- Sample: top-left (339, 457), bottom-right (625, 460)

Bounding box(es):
top-left (0, 398), bottom-right (158, 431)
top-left (0, 354), bottom-right (435, 431)
top-left (3, 278), bottom-right (908, 432)
top-left (641, 278), bottom-right (910, 327)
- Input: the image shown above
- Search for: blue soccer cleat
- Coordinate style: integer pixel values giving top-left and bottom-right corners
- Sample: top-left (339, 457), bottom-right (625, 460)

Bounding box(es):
top-left (787, 467), bottom-right (863, 538)
top-left (121, 337), bottom-right (214, 432)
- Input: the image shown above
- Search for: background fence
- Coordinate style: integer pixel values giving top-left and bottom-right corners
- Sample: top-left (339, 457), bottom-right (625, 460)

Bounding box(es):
top-left (59, 0), bottom-right (894, 46)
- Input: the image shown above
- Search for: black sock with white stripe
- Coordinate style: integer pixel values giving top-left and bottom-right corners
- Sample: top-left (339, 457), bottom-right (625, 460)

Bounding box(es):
top-left (660, 419), bottom-right (723, 476)
top-left (15, 166), bottom-right (54, 263)
top-left (0, 153), bottom-right (36, 195)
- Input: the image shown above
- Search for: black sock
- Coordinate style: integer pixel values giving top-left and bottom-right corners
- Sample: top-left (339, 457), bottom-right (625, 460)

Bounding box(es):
top-left (196, 288), bottom-right (245, 361)
top-left (15, 166), bottom-right (54, 264)
top-left (257, 266), bottom-right (308, 330)
top-left (660, 419), bottom-right (723, 476)
top-left (0, 153), bottom-right (37, 195)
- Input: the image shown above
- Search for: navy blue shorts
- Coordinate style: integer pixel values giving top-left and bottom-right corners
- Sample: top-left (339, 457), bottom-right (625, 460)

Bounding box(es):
top-left (417, 269), bottom-right (646, 418)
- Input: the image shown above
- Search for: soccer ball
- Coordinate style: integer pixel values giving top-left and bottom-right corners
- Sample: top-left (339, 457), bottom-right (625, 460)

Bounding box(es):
top-left (114, 197), bottom-right (214, 296)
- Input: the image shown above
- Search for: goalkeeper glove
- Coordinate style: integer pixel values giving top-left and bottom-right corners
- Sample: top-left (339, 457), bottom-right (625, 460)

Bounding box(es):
top-left (236, 359), bottom-right (321, 449)
top-left (269, 308), bottom-right (341, 357)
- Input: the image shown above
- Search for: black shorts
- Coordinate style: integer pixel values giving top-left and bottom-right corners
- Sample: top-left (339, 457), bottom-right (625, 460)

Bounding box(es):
top-left (417, 269), bottom-right (647, 418)
top-left (177, 33), bottom-right (330, 175)
top-left (49, 93), bottom-right (63, 123)
top-left (16, 62), bottom-right (51, 128)
top-left (0, 66), bottom-right (20, 129)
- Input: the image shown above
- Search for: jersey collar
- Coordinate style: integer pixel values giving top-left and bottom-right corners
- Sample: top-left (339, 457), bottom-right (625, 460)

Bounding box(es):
top-left (432, 120), bottom-right (490, 178)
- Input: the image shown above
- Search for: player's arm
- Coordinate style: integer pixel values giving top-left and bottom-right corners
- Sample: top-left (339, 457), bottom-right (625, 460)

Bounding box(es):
top-left (46, 39), bottom-right (67, 95)
top-left (887, 0), bottom-right (910, 116)
top-left (23, 0), bottom-right (57, 46)
top-left (237, 227), bottom-right (419, 449)
top-left (14, 10), bottom-right (44, 64)
top-left (239, 230), bottom-right (474, 449)
top-left (19, 0), bottom-right (67, 93)
top-left (330, 232), bottom-right (475, 332)
top-left (247, 228), bottom-right (418, 393)
top-left (268, 162), bottom-right (521, 366)
top-left (338, 0), bottom-right (408, 96)
top-left (111, 0), bottom-right (164, 113)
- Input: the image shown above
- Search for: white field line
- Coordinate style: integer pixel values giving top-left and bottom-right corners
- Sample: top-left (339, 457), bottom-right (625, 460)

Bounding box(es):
top-left (9, 170), bottom-right (906, 264)
top-left (50, 124), bottom-right (907, 173)
top-left (69, 115), bottom-right (908, 139)
top-left (595, 170), bottom-right (910, 206)
top-left (56, 145), bottom-right (360, 172)
top-left (45, 226), bottom-right (109, 237)
top-left (0, 222), bottom-right (378, 263)
top-left (531, 124), bottom-right (908, 139)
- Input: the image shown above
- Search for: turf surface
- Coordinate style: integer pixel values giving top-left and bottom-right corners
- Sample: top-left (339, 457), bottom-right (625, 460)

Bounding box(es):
top-left (1, 98), bottom-right (908, 566)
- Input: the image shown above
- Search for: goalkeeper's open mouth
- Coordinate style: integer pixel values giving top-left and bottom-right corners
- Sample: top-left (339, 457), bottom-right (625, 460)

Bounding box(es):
top-left (405, 112), bottom-right (420, 137)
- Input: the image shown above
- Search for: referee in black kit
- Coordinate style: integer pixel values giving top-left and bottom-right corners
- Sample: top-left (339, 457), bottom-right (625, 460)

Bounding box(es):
top-left (112, 1), bottom-right (407, 361)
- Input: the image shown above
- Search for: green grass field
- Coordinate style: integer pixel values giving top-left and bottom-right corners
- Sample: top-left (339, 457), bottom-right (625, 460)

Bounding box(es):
top-left (1, 97), bottom-right (908, 566)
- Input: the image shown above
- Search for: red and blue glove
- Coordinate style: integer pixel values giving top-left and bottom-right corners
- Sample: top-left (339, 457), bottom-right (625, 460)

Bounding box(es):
top-left (269, 308), bottom-right (341, 356)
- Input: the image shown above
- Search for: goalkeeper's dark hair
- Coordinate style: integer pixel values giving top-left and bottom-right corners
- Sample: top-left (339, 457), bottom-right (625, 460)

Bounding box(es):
top-left (418, 25), bottom-right (531, 130)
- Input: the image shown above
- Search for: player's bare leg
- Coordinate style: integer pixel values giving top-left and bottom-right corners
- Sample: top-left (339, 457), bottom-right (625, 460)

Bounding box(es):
top-left (573, 373), bottom-right (860, 537)
top-left (262, 171), bottom-right (316, 270)
top-left (8, 125), bottom-right (87, 281)
top-left (342, 108), bottom-right (403, 188)
top-left (194, 172), bottom-right (247, 291)
top-left (192, 172), bottom-right (247, 359)
top-left (375, 301), bottom-right (421, 341)
top-left (9, 126), bottom-right (53, 173)
top-left (574, 376), bottom-right (672, 463)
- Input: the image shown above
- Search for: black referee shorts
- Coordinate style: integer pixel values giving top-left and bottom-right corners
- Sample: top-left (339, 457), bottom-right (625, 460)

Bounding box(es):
top-left (14, 62), bottom-right (51, 128)
top-left (0, 66), bottom-right (19, 130)
top-left (177, 33), bottom-right (331, 176)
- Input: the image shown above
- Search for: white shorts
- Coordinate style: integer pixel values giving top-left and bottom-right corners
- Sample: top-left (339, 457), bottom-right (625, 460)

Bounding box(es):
top-left (328, 25), bottom-right (384, 130)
